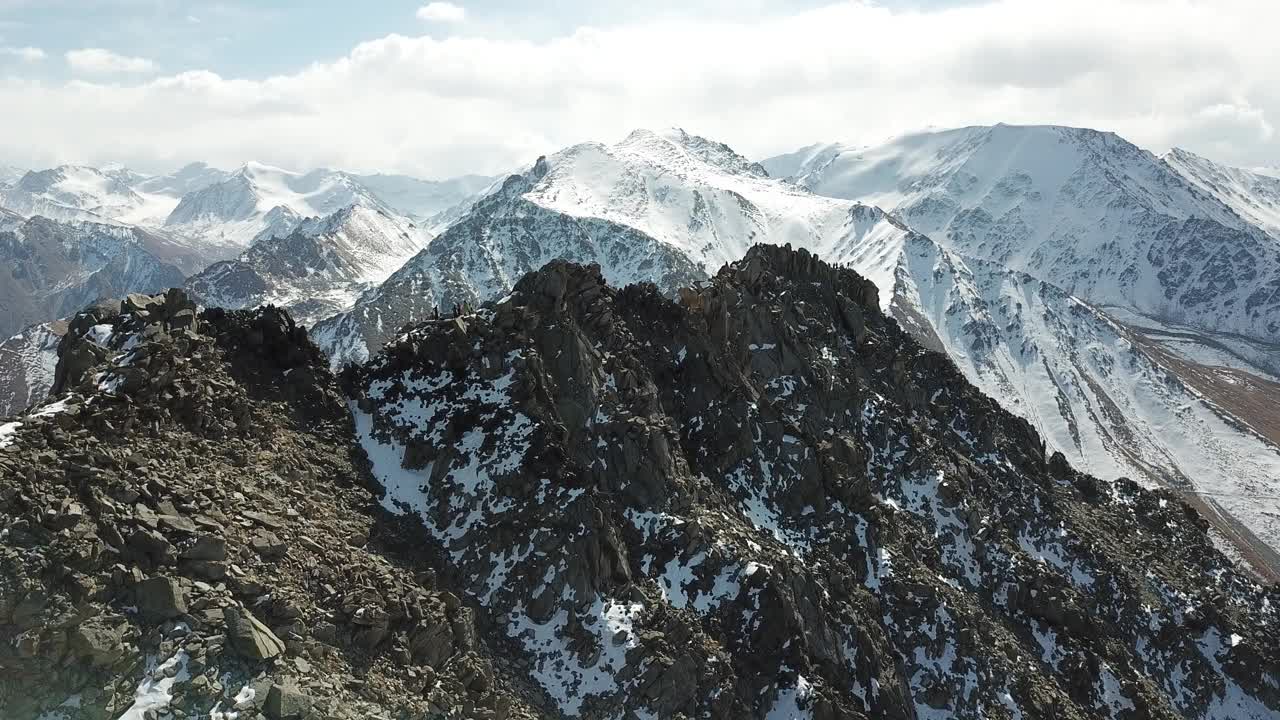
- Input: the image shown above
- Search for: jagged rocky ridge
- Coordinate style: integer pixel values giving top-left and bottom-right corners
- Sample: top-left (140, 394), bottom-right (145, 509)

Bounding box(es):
top-left (0, 290), bottom-right (542, 719)
top-left (3, 246), bottom-right (1279, 719)
top-left (345, 245), bottom-right (1280, 719)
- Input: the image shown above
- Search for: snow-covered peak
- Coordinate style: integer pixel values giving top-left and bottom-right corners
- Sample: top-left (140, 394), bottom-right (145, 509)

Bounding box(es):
top-left (1162, 147), bottom-right (1280, 237)
top-left (98, 162), bottom-right (150, 187)
top-left (779, 123), bottom-right (1213, 222)
top-left (617, 127), bottom-right (769, 178)
top-left (13, 164), bottom-right (143, 213)
top-left (525, 128), bottom-right (852, 271)
top-left (768, 123), bottom-right (1280, 343)
top-left (187, 201), bottom-right (430, 325)
top-left (285, 203), bottom-right (427, 280)
top-left (135, 162), bottom-right (230, 197)
top-left (236, 159), bottom-right (292, 177)
top-left (165, 162), bottom-right (391, 242)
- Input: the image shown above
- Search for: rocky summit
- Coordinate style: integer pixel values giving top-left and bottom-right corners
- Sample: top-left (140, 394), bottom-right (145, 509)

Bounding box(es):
top-left (2, 245), bottom-right (1279, 720)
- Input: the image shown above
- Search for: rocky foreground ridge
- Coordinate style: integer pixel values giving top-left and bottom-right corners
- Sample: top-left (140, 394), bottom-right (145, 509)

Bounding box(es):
top-left (2, 245), bottom-right (1279, 719)
top-left (0, 291), bottom-right (540, 718)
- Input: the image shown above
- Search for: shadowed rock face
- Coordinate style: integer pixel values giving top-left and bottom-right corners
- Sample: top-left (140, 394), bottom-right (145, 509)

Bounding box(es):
top-left (3, 247), bottom-right (1279, 720)
top-left (346, 244), bottom-right (1280, 719)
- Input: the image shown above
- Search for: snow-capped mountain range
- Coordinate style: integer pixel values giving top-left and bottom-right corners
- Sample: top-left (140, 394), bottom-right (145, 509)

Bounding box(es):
top-left (312, 128), bottom-right (873, 363)
top-left (310, 125), bottom-right (1280, 581)
top-left (0, 158), bottom-right (497, 414)
top-left (0, 159), bottom-right (495, 270)
top-left (773, 125), bottom-right (1280, 343)
top-left (4, 126), bottom-right (1280, 579)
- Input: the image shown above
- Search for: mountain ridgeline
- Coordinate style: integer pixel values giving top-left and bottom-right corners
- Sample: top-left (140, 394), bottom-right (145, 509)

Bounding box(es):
top-left (5, 246), bottom-right (1272, 718)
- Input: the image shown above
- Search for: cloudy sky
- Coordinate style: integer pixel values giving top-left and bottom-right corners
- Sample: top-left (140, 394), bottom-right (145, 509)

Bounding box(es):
top-left (1, 0), bottom-right (1276, 178)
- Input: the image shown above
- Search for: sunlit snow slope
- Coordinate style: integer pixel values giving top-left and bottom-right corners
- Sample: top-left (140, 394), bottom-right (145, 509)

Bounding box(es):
top-left (777, 126), bottom-right (1280, 574)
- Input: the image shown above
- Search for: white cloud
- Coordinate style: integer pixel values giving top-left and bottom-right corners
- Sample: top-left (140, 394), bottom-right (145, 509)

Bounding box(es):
top-left (5, 1), bottom-right (1280, 176)
top-left (65, 47), bottom-right (156, 74)
top-left (0, 46), bottom-right (44, 62)
top-left (416, 2), bottom-right (465, 23)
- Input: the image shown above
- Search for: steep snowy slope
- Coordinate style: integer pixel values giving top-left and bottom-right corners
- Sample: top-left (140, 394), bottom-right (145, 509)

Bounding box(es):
top-left (773, 124), bottom-right (1280, 344)
top-left (187, 204), bottom-right (430, 325)
top-left (1164, 147), bottom-right (1280, 238)
top-left (758, 141), bottom-right (847, 180)
top-left (823, 207), bottom-right (1280, 575)
top-left (314, 128), bottom-right (864, 364)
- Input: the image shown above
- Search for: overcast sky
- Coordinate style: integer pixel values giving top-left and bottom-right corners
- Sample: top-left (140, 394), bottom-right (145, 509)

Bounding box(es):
top-left (1, 0), bottom-right (1276, 178)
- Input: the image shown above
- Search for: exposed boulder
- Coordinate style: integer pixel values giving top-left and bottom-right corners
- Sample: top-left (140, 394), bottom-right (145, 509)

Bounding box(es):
top-left (224, 606), bottom-right (286, 661)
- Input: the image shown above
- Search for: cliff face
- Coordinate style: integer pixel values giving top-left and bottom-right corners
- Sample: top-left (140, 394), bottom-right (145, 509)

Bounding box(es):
top-left (2, 246), bottom-right (1278, 720)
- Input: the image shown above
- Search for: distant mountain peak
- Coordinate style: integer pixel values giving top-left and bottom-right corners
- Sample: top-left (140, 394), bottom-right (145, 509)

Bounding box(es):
top-left (617, 126), bottom-right (769, 178)
top-left (237, 159), bottom-right (295, 176)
